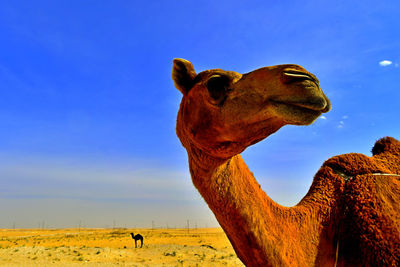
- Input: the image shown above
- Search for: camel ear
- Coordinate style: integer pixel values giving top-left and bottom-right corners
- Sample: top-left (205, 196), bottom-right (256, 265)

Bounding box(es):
top-left (172, 58), bottom-right (197, 95)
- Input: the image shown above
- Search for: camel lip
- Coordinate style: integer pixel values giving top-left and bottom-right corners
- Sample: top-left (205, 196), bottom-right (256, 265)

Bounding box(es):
top-left (271, 99), bottom-right (328, 112)
top-left (288, 101), bottom-right (327, 111)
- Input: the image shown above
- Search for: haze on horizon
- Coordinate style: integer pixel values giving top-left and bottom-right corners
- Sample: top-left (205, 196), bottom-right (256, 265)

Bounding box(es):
top-left (1, 1), bottom-right (399, 229)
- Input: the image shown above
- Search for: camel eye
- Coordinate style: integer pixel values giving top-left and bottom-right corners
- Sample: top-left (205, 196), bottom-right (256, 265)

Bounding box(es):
top-left (206, 75), bottom-right (230, 105)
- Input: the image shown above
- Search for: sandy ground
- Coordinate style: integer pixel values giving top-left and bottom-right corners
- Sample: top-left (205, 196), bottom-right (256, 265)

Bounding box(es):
top-left (0, 228), bottom-right (244, 266)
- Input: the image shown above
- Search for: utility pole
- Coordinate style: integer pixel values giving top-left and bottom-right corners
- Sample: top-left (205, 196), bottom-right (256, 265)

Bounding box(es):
top-left (187, 220), bottom-right (190, 234)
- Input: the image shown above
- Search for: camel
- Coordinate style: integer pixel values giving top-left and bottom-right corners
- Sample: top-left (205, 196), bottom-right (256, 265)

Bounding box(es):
top-left (172, 58), bottom-right (400, 266)
top-left (130, 233), bottom-right (143, 248)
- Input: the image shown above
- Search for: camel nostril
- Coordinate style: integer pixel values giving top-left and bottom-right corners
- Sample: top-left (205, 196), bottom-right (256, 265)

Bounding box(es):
top-left (281, 70), bottom-right (317, 84)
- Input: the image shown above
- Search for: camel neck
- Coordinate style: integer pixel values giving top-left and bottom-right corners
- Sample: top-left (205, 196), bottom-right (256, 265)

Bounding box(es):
top-left (186, 143), bottom-right (341, 266)
top-left (186, 143), bottom-right (229, 179)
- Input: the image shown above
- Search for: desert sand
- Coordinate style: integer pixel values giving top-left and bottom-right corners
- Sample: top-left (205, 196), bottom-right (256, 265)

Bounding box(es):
top-left (0, 228), bottom-right (243, 266)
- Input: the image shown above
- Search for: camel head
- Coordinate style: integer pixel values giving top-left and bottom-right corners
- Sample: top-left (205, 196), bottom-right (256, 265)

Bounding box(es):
top-left (173, 58), bottom-right (331, 159)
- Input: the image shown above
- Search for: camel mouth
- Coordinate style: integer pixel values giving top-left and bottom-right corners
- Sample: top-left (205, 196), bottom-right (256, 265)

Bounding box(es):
top-left (278, 69), bottom-right (328, 112)
top-left (271, 98), bottom-right (328, 112)
top-left (287, 100), bottom-right (328, 111)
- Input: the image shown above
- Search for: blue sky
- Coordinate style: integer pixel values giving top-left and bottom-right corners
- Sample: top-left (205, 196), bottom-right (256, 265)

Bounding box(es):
top-left (0, 1), bottom-right (399, 228)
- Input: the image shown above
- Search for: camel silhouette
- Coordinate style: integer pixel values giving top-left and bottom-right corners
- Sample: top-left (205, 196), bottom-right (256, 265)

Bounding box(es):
top-left (130, 233), bottom-right (143, 248)
top-left (173, 58), bottom-right (400, 266)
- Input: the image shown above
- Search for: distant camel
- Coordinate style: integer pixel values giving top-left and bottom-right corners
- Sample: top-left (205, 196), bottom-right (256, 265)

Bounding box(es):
top-left (130, 233), bottom-right (143, 248)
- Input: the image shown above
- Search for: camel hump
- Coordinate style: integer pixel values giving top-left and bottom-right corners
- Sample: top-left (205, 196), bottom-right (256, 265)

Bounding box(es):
top-left (341, 173), bottom-right (400, 265)
top-left (372, 136), bottom-right (400, 156)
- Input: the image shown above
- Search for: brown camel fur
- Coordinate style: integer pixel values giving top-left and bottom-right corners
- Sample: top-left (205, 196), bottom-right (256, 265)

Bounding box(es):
top-left (172, 58), bottom-right (400, 266)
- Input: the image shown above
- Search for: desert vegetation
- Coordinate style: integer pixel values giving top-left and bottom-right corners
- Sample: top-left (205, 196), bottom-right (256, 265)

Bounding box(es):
top-left (0, 228), bottom-right (243, 266)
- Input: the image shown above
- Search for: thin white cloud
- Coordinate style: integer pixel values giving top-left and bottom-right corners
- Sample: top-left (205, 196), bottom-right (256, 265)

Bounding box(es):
top-left (319, 115), bottom-right (327, 120)
top-left (379, 60), bottom-right (392, 67)
top-left (342, 115), bottom-right (348, 119)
